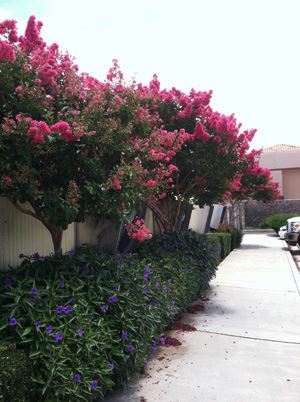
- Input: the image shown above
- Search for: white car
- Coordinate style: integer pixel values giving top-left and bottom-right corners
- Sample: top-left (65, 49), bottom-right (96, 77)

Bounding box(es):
top-left (285, 216), bottom-right (300, 245)
top-left (278, 225), bottom-right (287, 240)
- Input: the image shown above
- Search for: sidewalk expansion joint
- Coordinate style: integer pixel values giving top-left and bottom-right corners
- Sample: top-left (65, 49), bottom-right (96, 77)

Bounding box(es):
top-left (198, 329), bottom-right (300, 345)
top-left (213, 284), bottom-right (298, 293)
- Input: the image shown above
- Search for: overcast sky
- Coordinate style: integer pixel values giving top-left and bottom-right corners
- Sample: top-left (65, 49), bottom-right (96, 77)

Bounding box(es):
top-left (1, 0), bottom-right (299, 150)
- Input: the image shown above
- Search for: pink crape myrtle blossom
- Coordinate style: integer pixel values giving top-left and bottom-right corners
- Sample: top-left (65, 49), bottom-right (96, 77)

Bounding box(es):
top-left (0, 40), bottom-right (16, 62)
top-left (28, 120), bottom-right (51, 144)
top-left (126, 218), bottom-right (152, 241)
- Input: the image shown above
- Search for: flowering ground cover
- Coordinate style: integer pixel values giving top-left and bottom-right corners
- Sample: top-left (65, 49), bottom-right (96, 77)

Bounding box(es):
top-left (0, 231), bottom-right (220, 401)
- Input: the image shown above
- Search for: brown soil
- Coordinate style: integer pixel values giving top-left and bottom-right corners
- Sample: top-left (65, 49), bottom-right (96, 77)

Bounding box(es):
top-left (187, 303), bottom-right (205, 314)
top-left (163, 336), bottom-right (182, 347)
top-left (172, 322), bottom-right (197, 331)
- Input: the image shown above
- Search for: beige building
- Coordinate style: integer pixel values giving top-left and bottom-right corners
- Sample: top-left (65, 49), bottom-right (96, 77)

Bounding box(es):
top-left (258, 144), bottom-right (300, 199)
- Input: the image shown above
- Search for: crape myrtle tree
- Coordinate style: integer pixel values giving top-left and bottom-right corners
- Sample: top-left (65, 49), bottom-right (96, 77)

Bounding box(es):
top-left (0, 17), bottom-right (159, 254)
top-left (0, 18), bottom-right (183, 253)
top-left (224, 149), bottom-right (280, 225)
top-left (133, 75), bottom-right (259, 233)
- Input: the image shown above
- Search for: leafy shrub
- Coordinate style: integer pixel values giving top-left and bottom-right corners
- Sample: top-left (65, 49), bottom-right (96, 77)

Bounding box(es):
top-left (218, 224), bottom-right (243, 250)
top-left (0, 231), bottom-right (219, 401)
top-left (0, 344), bottom-right (35, 402)
top-left (264, 213), bottom-right (300, 233)
top-left (138, 230), bottom-right (221, 287)
top-left (206, 232), bottom-right (231, 259)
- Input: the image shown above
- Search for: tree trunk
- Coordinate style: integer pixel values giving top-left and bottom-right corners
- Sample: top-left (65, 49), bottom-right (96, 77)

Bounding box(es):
top-left (49, 227), bottom-right (63, 255)
top-left (150, 197), bottom-right (186, 235)
top-left (8, 198), bottom-right (64, 256)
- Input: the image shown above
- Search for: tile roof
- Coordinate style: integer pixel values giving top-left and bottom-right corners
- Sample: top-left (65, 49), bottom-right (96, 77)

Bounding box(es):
top-left (262, 144), bottom-right (300, 153)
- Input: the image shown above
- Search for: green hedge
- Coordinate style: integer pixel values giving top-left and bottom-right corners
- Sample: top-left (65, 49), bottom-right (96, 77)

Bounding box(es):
top-left (218, 225), bottom-right (243, 251)
top-left (0, 231), bottom-right (220, 401)
top-left (206, 232), bottom-right (232, 259)
top-left (230, 228), bottom-right (243, 250)
top-left (0, 345), bottom-right (35, 402)
top-left (263, 213), bottom-right (300, 233)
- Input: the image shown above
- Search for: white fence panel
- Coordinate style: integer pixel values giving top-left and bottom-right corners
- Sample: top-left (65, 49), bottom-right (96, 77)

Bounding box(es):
top-left (210, 204), bottom-right (224, 229)
top-left (0, 197), bottom-right (75, 271)
top-left (189, 205), bottom-right (210, 234)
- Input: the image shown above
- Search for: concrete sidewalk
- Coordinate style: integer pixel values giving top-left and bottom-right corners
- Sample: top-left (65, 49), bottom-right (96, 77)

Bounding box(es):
top-left (106, 232), bottom-right (300, 402)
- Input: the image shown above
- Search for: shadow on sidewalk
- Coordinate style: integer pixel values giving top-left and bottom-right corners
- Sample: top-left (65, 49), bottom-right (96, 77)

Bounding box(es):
top-left (241, 244), bottom-right (269, 249)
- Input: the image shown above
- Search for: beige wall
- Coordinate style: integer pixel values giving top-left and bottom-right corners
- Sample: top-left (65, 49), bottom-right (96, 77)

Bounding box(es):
top-left (259, 150), bottom-right (300, 199)
top-left (282, 169), bottom-right (300, 199)
top-left (259, 151), bottom-right (300, 170)
top-left (0, 197), bottom-right (75, 271)
top-left (269, 170), bottom-right (283, 195)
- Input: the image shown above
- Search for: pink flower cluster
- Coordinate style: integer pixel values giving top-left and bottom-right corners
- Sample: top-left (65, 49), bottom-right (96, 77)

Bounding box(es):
top-left (0, 40), bottom-right (16, 62)
top-left (127, 218), bottom-right (152, 241)
top-left (28, 120), bottom-right (51, 144)
top-left (2, 175), bottom-right (12, 185)
top-left (50, 121), bottom-right (77, 142)
top-left (66, 180), bottom-right (79, 204)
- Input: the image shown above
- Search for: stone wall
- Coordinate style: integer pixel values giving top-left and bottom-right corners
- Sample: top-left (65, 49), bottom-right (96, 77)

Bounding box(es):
top-left (245, 199), bottom-right (300, 227)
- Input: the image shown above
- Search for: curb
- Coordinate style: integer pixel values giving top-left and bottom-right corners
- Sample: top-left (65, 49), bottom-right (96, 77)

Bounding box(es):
top-left (285, 245), bottom-right (300, 296)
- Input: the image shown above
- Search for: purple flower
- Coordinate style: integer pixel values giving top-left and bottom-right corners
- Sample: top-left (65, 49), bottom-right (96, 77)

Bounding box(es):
top-left (55, 306), bottom-right (65, 314)
top-left (108, 295), bottom-right (118, 304)
top-left (155, 282), bottom-right (161, 289)
top-left (163, 287), bottom-right (169, 294)
top-left (143, 264), bottom-right (151, 281)
top-left (143, 286), bottom-right (149, 294)
top-left (160, 336), bottom-right (167, 345)
top-left (120, 331), bottom-right (128, 340)
top-left (54, 331), bottom-right (63, 342)
top-left (64, 305), bottom-right (73, 315)
top-left (72, 373), bottom-right (81, 383)
top-left (4, 277), bottom-right (13, 287)
top-left (78, 328), bottom-right (84, 337)
top-left (90, 379), bottom-right (97, 391)
top-left (101, 305), bottom-right (108, 313)
top-left (9, 317), bottom-right (17, 327)
top-left (108, 362), bottom-right (115, 370)
top-left (59, 281), bottom-right (65, 288)
top-left (31, 287), bottom-right (39, 295)
top-left (35, 320), bottom-right (42, 329)
top-left (127, 344), bottom-right (135, 353)
top-left (46, 325), bottom-right (53, 334)
top-left (32, 252), bottom-right (44, 262)
top-left (68, 249), bottom-right (76, 257)
top-left (208, 244), bottom-right (213, 250)
top-left (55, 305), bottom-right (72, 315)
